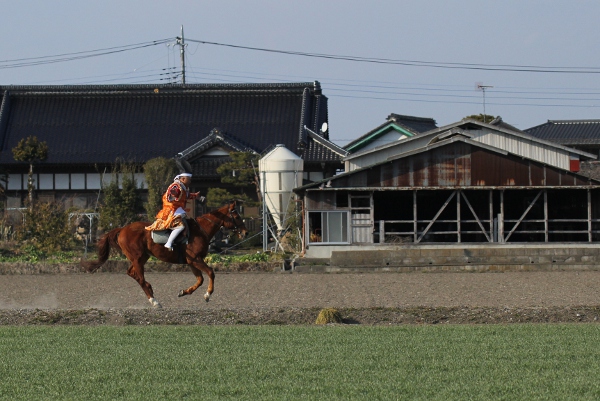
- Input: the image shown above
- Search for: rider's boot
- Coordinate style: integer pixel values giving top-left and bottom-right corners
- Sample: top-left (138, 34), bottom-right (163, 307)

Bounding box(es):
top-left (164, 225), bottom-right (185, 250)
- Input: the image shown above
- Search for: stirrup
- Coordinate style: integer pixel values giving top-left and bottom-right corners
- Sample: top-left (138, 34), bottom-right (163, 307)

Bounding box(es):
top-left (164, 244), bottom-right (173, 251)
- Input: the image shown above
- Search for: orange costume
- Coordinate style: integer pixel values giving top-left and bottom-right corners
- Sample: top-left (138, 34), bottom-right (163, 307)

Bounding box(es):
top-left (146, 173), bottom-right (202, 250)
top-left (146, 174), bottom-right (201, 227)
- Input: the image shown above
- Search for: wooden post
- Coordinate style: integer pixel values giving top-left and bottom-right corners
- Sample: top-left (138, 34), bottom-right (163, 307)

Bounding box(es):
top-left (588, 189), bottom-right (592, 242)
top-left (413, 190), bottom-right (418, 243)
top-left (489, 190), bottom-right (493, 242)
top-left (500, 190), bottom-right (504, 243)
top-left (544, 190), bottom-right (548, 242)
top-left (457, 189), bottom-right (461, 243)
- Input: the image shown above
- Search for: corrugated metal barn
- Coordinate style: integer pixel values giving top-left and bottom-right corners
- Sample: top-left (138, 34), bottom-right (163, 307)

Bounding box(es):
top-left (295, 120), bottom-right (600, 257)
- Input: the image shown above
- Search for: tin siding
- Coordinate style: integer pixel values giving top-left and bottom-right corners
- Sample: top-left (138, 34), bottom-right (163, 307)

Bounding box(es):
top-left (530, 164), bottom-right (545, 186)
top-left (430, 145), bottom-right (456, 186)
top-left (337, 140), bottom-right (592, 190)
top-left (455, 143), bottom-right (471, 186)
top-left (546, 168), bottom-right (560, 186)
top-left (381, 163), bottom-right (394, 187)
top-left (471, 148), bottom-right (530, 186)
top-left (473, 129), bottom-right (571, 170)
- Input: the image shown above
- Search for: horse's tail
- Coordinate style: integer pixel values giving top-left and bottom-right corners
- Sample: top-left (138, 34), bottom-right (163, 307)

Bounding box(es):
top-left (80, 228), bottom-right (123, 273)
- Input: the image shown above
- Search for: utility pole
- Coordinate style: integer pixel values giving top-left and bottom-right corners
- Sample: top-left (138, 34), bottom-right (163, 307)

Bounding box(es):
top-left (176, 25), bottom-right (186, 84)
top-left (477, 83), bottom-right (493, 123)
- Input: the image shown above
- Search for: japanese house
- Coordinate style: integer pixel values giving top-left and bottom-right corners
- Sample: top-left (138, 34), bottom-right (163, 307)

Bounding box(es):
top-left (0, 82), bottom-right (344, 222)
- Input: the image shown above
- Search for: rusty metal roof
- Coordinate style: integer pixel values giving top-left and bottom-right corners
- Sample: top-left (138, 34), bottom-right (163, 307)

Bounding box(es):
top-left (297, 135), bottom-right (600, 193)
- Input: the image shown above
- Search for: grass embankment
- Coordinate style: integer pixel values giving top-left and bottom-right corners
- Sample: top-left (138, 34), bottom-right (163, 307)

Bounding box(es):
top-left (1, 324), bottom-right (599, 400)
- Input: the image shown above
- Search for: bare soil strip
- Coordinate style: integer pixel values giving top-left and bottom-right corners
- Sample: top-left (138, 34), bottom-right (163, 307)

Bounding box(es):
top-left (1, 271), bottom-right (600, 325)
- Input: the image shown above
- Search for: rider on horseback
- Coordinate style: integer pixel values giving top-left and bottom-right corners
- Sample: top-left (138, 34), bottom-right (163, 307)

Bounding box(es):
top-left (145, 173), bottom-right (205, 250)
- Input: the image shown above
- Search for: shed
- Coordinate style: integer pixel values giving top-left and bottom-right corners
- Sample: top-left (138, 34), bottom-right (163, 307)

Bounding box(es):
top-left (295, 126), bottom-right (600, 258)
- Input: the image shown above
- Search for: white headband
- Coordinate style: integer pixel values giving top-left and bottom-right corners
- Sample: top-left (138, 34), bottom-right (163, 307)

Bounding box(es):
top-left (176, 173), bottom-right (192, 179)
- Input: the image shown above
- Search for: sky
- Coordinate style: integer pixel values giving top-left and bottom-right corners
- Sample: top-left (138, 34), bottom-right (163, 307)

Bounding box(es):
top-left (2, 1), bottom-right (600, 146)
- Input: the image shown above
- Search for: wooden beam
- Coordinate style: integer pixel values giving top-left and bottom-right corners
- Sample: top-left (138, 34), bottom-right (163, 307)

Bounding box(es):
top-left (460, 191), bottom-right (492, 242)
top-left (505, 190), bottom-right (543, 242)
top-left (417, 191), bottom-right (456, 243)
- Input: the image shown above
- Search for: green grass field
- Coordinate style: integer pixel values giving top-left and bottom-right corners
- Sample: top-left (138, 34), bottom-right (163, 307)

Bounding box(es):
top-left (1, 324), bottom-right (600, 400)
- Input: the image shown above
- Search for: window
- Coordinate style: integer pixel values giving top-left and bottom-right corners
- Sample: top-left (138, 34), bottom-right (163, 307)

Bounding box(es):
top-left (87, 174), bottom-right (101, 190)
top-left (308, 211), bottom-right (349, 244)
top-left (55, 174), bottom-right (69, 189)
top-left (71, 174), bottom-right (85, 190)
top-left (134, 173), bottom-right (146, 189)
top-left (38, 174), bottom-right (53, 190)
top-left (7, 174), bottom-right (22, 190)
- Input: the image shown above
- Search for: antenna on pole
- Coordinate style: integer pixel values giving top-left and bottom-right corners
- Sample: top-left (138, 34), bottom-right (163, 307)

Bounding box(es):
top-left (476, 83), bottom-right (493, 123)
top-left (176, 25), bottom-right (186, 84)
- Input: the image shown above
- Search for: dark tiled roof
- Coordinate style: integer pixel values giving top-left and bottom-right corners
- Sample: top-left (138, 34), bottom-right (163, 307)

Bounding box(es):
top-left (525, 120), bottom-right (600, 145)
top-left (387, 113), bottom-right (438, 134)
top-left (179, 128), bottom-right (257, 161)
top-left (0, 83), bottom-right (329, 167)
top-left (301, 126), bottom-right (347, 163)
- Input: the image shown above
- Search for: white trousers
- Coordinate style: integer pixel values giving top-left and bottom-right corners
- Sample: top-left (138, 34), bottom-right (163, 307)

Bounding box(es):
top-left (165, 225), bottom-right (185, 248)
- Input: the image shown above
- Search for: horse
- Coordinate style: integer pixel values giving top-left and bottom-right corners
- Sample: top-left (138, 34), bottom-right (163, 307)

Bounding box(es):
top-left (80, 200), bottom-right (247, 308)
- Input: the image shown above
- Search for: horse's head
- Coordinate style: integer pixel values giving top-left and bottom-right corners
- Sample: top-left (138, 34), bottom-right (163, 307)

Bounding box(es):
top-left (223, 200), bottom-right (248, 239)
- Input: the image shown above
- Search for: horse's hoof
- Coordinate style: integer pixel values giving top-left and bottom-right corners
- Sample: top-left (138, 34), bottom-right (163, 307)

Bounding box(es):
top-left (149, 297), bottom-right (162, 308)
top-left (178, 290), bottom-right (185, 297)
top-left (204, 292), bottom-right (210, 302)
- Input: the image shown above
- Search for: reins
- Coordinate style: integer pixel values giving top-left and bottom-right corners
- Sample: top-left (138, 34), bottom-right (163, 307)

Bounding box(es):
top-left (194, 207), bottom-right (242, 239)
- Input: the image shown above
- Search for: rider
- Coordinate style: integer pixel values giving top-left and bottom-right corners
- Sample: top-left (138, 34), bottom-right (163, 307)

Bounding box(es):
top-left (145, 172), bottom-right (205, 250)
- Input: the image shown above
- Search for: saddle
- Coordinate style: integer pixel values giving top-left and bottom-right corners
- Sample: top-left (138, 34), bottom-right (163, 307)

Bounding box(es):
top-left (151, 218), bottom-right (190, 246)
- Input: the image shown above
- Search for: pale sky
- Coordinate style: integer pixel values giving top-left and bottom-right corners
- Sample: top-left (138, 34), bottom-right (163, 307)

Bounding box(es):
top-left (2, 1), bottom-right (599, 145)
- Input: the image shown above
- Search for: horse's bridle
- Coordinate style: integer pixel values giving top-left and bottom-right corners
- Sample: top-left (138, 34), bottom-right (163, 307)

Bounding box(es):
top-left (227, 208), bottom-right (244, 234)
top-left (197, 207), bottom-right (244, 233)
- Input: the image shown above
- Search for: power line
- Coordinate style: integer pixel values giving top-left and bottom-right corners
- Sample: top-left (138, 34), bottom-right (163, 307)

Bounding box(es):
top-left (330, 93), bottom-right (600, 108)
top-left (0, 39), bottom-right (174, 69)
top-left (187, 38), bottom-right (600, 74)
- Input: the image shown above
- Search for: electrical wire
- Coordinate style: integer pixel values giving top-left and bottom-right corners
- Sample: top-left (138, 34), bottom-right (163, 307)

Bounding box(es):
top-left (0, 39), bottom-right (174, 69)
top-left (186, 38), bottom-right (600, 74)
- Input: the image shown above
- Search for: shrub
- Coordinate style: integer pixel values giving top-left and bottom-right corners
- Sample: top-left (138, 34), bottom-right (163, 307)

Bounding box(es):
top-left (16, 201), bottom-right (73, 253)
top-left (99, 163), bottom-right (143, 230)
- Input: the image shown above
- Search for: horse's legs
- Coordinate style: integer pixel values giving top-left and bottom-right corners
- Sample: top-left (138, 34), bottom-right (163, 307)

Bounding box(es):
top-left (177, 264), bottom-right (203, 298)
top-left (126, 255), bottom-right (160, 307)
top-left (178, 260), bottom-right (215, 302)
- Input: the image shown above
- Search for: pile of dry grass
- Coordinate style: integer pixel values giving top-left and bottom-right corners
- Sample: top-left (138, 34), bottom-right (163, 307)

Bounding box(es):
top-left (315, 308), bottom-right (343, 325)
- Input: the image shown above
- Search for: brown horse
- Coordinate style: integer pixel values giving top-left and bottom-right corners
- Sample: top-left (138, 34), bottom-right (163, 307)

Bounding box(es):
top-left (81, 200), bottom-right (247, 307)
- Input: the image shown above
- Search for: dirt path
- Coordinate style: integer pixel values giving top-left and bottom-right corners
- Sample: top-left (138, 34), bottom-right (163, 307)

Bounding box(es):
top-left (1, 270), bottom-right (600, 309)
